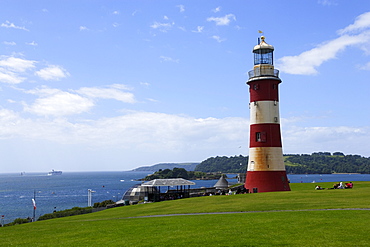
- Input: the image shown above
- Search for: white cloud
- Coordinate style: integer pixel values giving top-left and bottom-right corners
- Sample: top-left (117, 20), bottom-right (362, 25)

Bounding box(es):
top-left (23, 84), bottom-right (136, 117)
top-left (26, 41), bottom-right (38, 46)
top-left (35, 65), bottom-right (70, 81)
top-left (25, 86), bottom-right (63, 97)
top-left (2, 107), bottom-right (370, 171)
top-left (0, 56), bottom-right (36, 84)
top-left (177, 5), bottom-right (185, 12)
top-left (24, 88), bottom-right (94, 116)
top-left (146, 98), bottom-right (158, 103)
top-left (1, 21), bottom-right (29, 31)
top-left (0, 71), bottom-right (25, 84)
top-left (318, 0), bottom-right (338, 6)
top-left (140, 82), bottom-right (150, 87)
top-left (163, 16), bottom-right (169, 20)
top-left (159, 56), bottom-right (179, 63)
top-left (0, 56), bottom-right (36, 72)
top-left (79, 26), bottom-right (88, 31)
top-left (212, 6), bottom-right (221, 13)
top-left (0, 109), bottom-right (23, 138)
top-left (0, 56), bottom-right (71, 85)
top-left (338, 12), bottom-right (370, 35)
top-left (76, 84), bottom-right (136, 103)
top-left (358, 61), bottom-right (370, 70)
top-left (3, 108), bottom-right (369, 160)
top-left (0, 110), bottom-right (249, 172)
top-left (212, 35), bottom-right (225, 43)
top-left (0, 109), bottom-right (248, 151)
top-left (282, 123), bottom-right (369, 155)
top-left (150, 21), bottom-right (174, 32)
top-left (103, 114), bottom-right (247, 151)
top-left (112, 22), bottom-right (119, 28)
top-left (3, 41), bottom-right (16, 45)
top-left (207, 14), bottom-right (236, 26)
top-left (110, 84), bottom-right (133, 90)
top-left (113, 10), bottom-right (119, 15)
top-left (278, 12), bottom-right (370, 75)
top-left (192, 26), bottom-right (204, 33)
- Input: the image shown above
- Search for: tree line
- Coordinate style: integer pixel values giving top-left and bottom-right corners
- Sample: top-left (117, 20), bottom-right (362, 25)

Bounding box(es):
top-left (194, 155), bottom-right (248, 173)
top-left (194, 153), bottom-right (370, 174)
top-left (285, 153), bottom-right (370, 174)
top-left (142, 168), bottom-right (222, 180)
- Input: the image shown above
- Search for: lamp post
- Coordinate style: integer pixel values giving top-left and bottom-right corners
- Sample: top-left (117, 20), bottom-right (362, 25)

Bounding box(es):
top-left (32, 190), bottom-right (37, 222)
top-left (87, 189), bottom-right (96, 207)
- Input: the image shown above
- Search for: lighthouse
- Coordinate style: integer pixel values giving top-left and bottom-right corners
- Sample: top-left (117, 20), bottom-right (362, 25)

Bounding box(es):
top-left (244, 36), bottom-right (290, 193)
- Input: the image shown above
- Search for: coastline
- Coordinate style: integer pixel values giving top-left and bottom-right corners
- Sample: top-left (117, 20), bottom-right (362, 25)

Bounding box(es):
top-left (1, 172), bottom-right (370, 224)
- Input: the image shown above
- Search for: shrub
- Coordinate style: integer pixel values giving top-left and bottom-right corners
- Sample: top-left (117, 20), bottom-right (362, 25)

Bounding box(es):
top-left (4, 217), bottom-right (30, 226)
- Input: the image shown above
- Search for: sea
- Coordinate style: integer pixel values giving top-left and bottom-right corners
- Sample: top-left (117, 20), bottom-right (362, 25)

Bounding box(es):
top-left (1, 171), bottom-right (370, 225)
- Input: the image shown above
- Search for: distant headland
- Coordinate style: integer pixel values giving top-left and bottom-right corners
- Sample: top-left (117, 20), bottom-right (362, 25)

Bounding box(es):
top-left (131, 162), bottom-right (199, 172)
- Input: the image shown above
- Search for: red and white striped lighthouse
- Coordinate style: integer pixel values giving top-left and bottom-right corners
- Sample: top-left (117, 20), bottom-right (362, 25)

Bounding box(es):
top-left (244, 36), bottom-right (290, 193)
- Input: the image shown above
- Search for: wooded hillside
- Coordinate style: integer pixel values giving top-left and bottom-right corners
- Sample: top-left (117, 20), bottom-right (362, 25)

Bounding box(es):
top-left (142, 168), bottom-right (221, 180)
top-left (285, 152), bottom-right (370, 174)
top-left (194, 155), bottom-right (248, 173)
top-left (194, 152), bottom-right (370, 174)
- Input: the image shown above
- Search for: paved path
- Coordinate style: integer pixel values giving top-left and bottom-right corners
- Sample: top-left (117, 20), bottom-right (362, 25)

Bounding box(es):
top-left (125, 208), bottom-right (370, 219)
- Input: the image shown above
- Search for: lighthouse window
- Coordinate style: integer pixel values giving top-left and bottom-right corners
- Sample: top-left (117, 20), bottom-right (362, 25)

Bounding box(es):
top-left (253, 84), bottom-right (259, 90)
top-left (254, 51), bottom-right (273, 65)
top-left (256, 132), bottom-right (266, 142)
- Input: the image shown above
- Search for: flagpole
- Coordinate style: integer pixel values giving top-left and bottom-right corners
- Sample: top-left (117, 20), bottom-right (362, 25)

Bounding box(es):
top-left (32, 190), bottom-right (36, 222)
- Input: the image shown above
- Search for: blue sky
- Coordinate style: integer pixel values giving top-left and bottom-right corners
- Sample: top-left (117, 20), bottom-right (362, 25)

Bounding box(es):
top-left (1, 0), bottom-right (370, 172)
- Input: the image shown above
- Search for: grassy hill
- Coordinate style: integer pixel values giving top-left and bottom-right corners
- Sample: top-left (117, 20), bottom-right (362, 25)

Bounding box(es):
top-left (2, 181), bottom-right (370, 246)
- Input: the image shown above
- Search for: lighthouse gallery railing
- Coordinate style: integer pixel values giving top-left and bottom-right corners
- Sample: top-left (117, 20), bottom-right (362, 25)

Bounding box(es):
top-left (248, 68), bottom-right (279, 79)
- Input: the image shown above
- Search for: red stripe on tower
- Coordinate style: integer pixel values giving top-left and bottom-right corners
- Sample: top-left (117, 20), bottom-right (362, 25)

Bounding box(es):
top-left (244, 35), bottom-right (290, 193)
top-left (250, 124), bottom-right (282, 147)
top-left (249, 80), bottom-right (279, 102)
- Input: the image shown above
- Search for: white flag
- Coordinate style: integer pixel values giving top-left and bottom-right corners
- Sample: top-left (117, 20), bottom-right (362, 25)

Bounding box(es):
top-left (32, 199), bottom-right (36, 210)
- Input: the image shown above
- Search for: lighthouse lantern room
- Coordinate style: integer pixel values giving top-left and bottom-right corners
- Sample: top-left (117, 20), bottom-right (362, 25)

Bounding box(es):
top-left (245, 36), bottom-right (290, 193)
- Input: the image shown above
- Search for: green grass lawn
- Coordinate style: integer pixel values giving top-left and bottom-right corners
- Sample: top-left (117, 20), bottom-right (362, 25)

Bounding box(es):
top-left (2, 182), bottom-right (370, 246)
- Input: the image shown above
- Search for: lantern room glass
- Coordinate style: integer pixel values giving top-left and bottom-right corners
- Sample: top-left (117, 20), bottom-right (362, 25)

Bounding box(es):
top-left (254, 49), bottom-right (273, 65)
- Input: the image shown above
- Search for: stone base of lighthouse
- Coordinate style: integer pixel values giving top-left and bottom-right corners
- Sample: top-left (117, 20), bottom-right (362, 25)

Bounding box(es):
top-left (245, 171), bottom-right (290, 193)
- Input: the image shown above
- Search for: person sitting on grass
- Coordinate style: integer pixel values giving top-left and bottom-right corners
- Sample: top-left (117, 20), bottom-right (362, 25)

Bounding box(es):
top-left (339, 181), bottom-right (345, 189)
top-left (315, 185), bottom-right (324, 190)
top-left (345, 182), bottom-right (353, 189)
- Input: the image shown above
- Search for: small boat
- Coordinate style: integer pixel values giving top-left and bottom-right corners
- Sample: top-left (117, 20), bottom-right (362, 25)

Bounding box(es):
top-left (48, 169), bottom-right (62, 175)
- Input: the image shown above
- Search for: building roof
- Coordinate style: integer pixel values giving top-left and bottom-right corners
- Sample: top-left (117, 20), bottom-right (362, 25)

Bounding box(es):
top-left (141, 178), bottom-right (196, 187)
top-left (214, 176), bottom-right (229, 189)
top-left (253, 36), bottom-right (274, 52)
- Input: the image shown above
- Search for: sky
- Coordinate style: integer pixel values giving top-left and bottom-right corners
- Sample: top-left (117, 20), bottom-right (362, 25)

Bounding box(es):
top-left (1, 0), bottom-right (370, 172)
